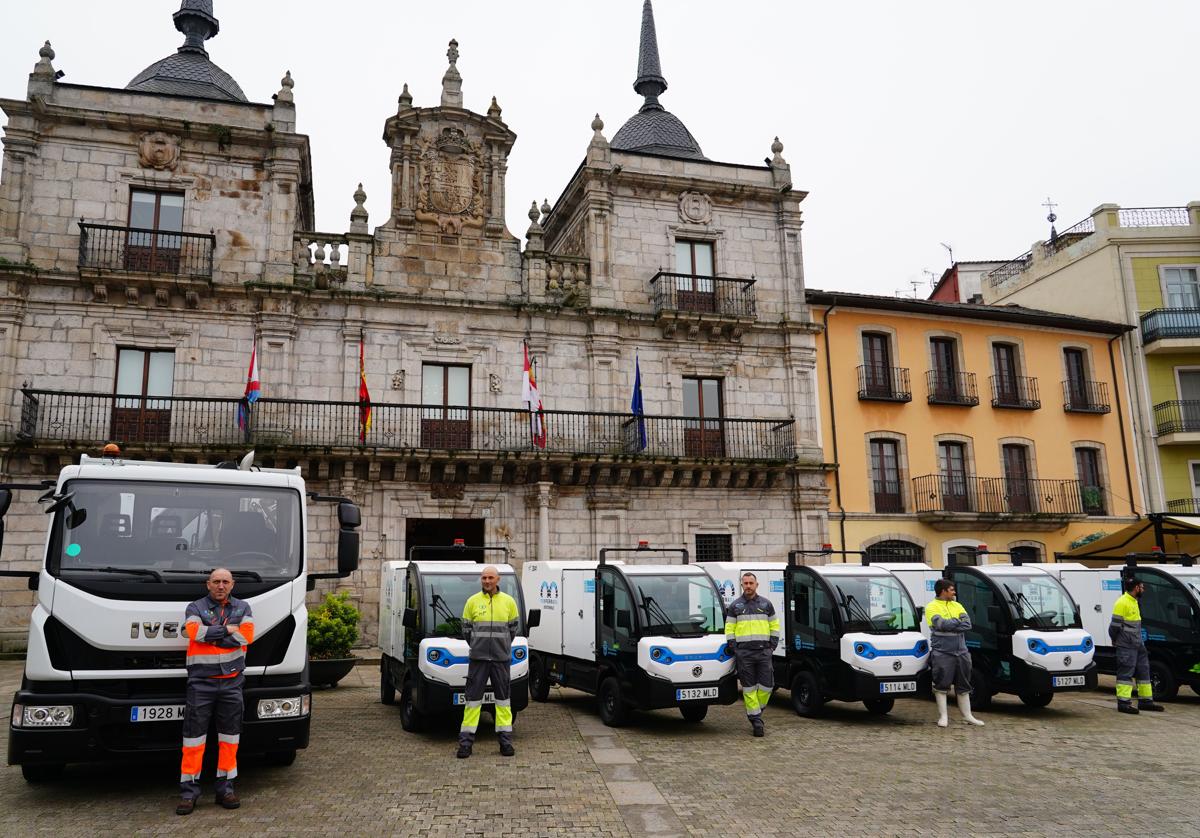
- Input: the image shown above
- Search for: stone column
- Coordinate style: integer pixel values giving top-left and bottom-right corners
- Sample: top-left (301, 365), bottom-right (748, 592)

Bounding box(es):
top-left (0, 293), bottom-right (26, 436)
top-left (536, 482), bottom-right (553, 562)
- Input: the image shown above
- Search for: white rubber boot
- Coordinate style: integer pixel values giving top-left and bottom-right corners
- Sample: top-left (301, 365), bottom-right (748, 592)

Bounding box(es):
top-left (935, 691), bottom-right (949, 727)
top-left (957, 692), bottom-right (985, 726)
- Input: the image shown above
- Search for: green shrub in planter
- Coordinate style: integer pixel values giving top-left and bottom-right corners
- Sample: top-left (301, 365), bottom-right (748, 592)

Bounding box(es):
top-left (307, 591), bottom-right (360, 660)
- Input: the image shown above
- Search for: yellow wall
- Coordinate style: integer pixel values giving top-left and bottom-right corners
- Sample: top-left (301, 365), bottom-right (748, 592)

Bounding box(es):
top-left (1145, 354), bottom-right (1200, 405)
top-left (814, 303), bottom-right (1139, 565)
top-left (1158, 446), bottom-right (1200, 501)
top-left (1131, 256), bottom-right (1200, 311)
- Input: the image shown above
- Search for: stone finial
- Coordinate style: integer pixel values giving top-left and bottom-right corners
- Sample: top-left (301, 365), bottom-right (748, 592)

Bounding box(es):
top-left (350, 183), bottom-right (369, 233)
top-left (526, 200), bottom-right (545, 252)
top-left (528, 201), bottom-right (541, 225)
top-left (33, 41), bottom-right (56, 77)
top-left (591, 113), bottom-right (604, 133)
top-left (275, 70), bottom-right (294, 104)
top-left (587, 114), bottom-right (611, 166)
top-left (590, 114), bottom-right (609, 148)
top-left (397, 83), bottom-right (413, 109)
top-left (540, 199), bottom-right (552, 221)
top-left (771, 136), bottom-right (786, 166)
top-left (488, 96), bottom-right (502, 119)
top-left (441, 38), bottom-right (463, 108)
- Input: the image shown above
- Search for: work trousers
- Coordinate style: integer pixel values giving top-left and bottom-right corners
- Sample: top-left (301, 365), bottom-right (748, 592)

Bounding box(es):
top-left (458, 659), bottom-right (512, 749)
top-left (180, 673), bottom-right (244, 799)
top-left (735, 646), bottom-right (774, 718)
top-left (1115, 643), bottom-right (1153, 704)
top-left (931, 651), bottom-right (973, 695)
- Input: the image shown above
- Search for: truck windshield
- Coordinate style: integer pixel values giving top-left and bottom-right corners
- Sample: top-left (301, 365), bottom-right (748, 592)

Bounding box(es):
top-left (630, 574), bottom-right (725, 636)
top-left (423, 573), bottom-right (521, 638)
top-left (830, 575), bottom-right (919, 633)
top-left (999, 575), bottom-right (1079, 629)
top-left (53, 480), bottom-right (302, 581)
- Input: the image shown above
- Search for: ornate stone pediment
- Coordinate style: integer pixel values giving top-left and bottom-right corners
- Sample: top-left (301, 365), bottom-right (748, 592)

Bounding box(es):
top-left (415, 127), bottom-right (485, 234)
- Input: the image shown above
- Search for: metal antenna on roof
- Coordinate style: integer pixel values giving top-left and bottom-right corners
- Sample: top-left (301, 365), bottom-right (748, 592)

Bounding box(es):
top-left (939, 242), bottom-right (954, 265)
top-left (1043, 197), bottom-right (1059, 245)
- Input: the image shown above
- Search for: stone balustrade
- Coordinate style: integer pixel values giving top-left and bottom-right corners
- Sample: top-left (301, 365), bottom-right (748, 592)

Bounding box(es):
top-left (293, 233), bottom-right (350, 287)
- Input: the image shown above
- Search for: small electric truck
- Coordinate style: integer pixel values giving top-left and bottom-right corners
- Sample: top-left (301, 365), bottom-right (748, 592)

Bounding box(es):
top-left (378, 543), bottom-right (531, 731)
top-left (1047, 554), bottom-right (1200, 700)
top-left (0, 450), bottom-right (361, 782)
top-left (522, 544), bottom-right (737, 726)
top-left (700, 554), bottom-right (931, 716)
top-left (886, 556), bottom-right (1097, 708)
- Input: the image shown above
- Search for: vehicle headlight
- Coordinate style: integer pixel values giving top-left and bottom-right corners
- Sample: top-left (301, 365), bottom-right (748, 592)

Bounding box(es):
top-left (1083, 637), bottom-right (1094, 650)
top-left (15, 704), bottom-right (74, 728)
top-left (257, 696), bottom-right (306, 719)
top-left (512, 647), bottom-right (526, 661)
top-left (428, 649), bottom-right (442, 663)
top-left (854, 643), bottom-right (876, 659)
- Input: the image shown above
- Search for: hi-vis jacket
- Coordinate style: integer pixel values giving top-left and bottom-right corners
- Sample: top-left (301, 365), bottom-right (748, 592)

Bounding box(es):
top-left (183, 595), bottom-right (255, 678)
top-left (925, 599), bottom-right (971, 656)
top-left (462, 590), bottom-right (519, 662)
top-left (725, 594), bottom-right (780, 651)
top-left (1109, 592), bottom-right (1144, 649)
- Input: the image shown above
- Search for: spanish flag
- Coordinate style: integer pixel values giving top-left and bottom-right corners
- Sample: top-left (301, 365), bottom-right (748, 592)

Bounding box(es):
top-left (358, 341), bottom-right (372, 444)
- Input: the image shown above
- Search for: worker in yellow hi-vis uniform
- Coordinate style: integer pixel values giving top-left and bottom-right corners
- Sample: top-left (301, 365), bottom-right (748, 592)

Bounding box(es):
top-left (456, 566), bottom-right (521, 758)
top-left (1110, 576), bottom-right (1165, 715)
top-left (724, 572), bottom-right (780, 737)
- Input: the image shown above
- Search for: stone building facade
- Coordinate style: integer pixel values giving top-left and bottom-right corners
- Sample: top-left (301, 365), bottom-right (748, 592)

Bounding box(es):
top-left (0, 1), bottom-right (827, 648)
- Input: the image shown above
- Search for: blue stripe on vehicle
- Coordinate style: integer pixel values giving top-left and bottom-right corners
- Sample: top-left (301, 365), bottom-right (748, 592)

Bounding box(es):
top-left (648, 645), bottom-right (733, 664)
top-left (1025, 636), bottom-right (1094, 655)
top-left (851, 639), bottom-right (929, 659)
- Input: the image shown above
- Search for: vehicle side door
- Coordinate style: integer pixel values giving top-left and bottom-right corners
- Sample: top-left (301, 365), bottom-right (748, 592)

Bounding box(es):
top-left (598, 566), bottom-right (637, 677)
top-left (402, 566), bottom-right (421, 666)
top-left (790, 571), bottom-right (840, 684)
top-left (950, 570), bottom-right (1002, 656)
top-left (1137, 572), bottom-right (1197, 645)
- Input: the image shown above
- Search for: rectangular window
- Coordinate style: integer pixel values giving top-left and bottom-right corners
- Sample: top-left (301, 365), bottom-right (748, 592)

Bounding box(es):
top-left (930, 338), bottom-right (959, 399)
top-left (870, 439), bottom-right (903, 513)
top-left (126, 189), bottom-right (184, 273)
top-left (1002, 444), bottom-right (1033, 513)
top-left (682, 377), bottom-right (724, 458)
top-left (938, 441), bottom-right (969, 512)
top-left (1164, 267), bottom-right (1200, 309)
top-left (111, 348), bottom-right (175, 444)
top-left (1075, 448), bottom-right (1106, 516)
top-left (1064, 348), bottom-right (1089, 407)
top-left (420, 363), bottom-right (471, 449)
top-left (993, 343), bottom-right (1019, 404)
top-left (673, 240), bottom-right (715, 311)
top-left (862, 333), bottom-right (893, 397)
top-left (694, 533), bottom-right (733, 563)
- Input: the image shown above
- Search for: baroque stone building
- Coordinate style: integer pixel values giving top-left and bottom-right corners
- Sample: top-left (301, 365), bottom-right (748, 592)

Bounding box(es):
top-left (0, 1), bottom-right (827, 647)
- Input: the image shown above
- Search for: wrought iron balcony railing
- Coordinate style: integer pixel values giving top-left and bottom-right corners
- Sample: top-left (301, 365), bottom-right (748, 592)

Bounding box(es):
top-left (990, 375), bottom-right (1040, 410)
top-left (857, 366), bottom-right (912, 402)
top-left (925, 370), bottom-right (979, 406)
top-left (872, 480), bottom-right (905, 513)
top-left (1062, 379), bottom-right (1111, 414)
top-left (1140, 308), bottom-right (1200, 344)
top-left (1153, 400), bottom-right (1200, 436)
top-left (1166, 498), bottom-right (1200, 514)
top-left (15, 390), bottom-right (797, 461)
top-left (912, 473), bottom-right (1088, 516)
top-left (78, 222), bottom-right (215, 279)
top-left (649, 273), bottom-right (757, 319)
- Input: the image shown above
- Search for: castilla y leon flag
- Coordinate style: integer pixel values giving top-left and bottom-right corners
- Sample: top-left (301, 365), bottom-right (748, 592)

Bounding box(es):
top-left (236, 345), bottom-right (260, 430)
top-left (522, 342), bottom-right (546, 449)
top-left (358, 341), bottom-right (372, 443)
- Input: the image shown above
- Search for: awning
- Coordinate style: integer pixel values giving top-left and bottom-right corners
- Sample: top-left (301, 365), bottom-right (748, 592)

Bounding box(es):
top-left (1060, 514), bottom-right (1200, 559)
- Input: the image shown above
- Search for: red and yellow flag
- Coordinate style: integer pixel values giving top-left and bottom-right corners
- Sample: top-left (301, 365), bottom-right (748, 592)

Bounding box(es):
top-left (358, 341), bottom-right (372, 443)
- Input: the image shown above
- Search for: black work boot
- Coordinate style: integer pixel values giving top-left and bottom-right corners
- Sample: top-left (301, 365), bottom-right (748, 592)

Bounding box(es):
top-left (1117, 702), bottom-right (1139, 715)
top-left (456, 744), bottom-right (472, 759)
top-left (750, 717), bottom-right (764, 737)
top-left (1138, 701), bottom-right (1165, 712)
top-left (175, 798), bottom-right (196, 816)
top-left (216, 791), bottom-right (240, 810)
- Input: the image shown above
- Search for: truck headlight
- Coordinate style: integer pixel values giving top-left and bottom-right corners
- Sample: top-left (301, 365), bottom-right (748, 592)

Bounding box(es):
top-left (513, 647), bottom-right (526, 661)
top-left (257, 696), bottom-right (307, 719)
top-left (15, 704), bottom-right (74, 728)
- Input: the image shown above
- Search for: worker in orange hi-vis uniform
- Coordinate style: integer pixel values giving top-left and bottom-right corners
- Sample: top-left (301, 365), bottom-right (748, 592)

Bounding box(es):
top-left (176, 568), bottom-right (255, 816)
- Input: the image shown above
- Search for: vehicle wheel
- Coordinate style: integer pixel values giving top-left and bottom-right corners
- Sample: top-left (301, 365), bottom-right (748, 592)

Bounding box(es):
top-left (1149, 660), bottom-right (1179, 701)
top-left (21, 763), bottom-right (64, 784)
top-left (399, 680), bottom-right (426, 732)
top-left (529, 653), bottom-right (551, 703)
top-left (679, 703), bottom-right (708, 723)
top-left (380, 665), bottom-right (396, 706)
top-left (597, 676), bottom-right (629, 727)
top-left (969, 666), bottom-right (992, 711)
top-left (263, 749), bottom-right (297, 767)
top-left (1018, 692), bottom-right (1053, 708)
top-left (790, 671), bottom-right (825, 717)
top-left (863, 697), bottom-right (894, 715)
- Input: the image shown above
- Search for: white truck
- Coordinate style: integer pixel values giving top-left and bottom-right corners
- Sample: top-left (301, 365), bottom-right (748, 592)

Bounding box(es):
top-left (884, 557), bottom-right (1097, 708)
top-left (0, 450), bottom-right (361, 782)
top-left (377, 543), bottom-right (531, 731)
top-left (699, 556), bottom-right (931, 716)
top-left (522, 544), bottom-right (737, 726)
top-left (1046, 555), bottom-right (1200, 701)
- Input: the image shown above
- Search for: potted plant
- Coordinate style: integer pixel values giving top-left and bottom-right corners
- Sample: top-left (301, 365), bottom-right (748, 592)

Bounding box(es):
top-left (307, 591), bottom-right (360, 688)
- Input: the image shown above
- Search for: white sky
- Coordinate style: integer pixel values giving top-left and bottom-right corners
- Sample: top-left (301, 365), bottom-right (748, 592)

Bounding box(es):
top-left (3, 1), bottom-right (1197, 296)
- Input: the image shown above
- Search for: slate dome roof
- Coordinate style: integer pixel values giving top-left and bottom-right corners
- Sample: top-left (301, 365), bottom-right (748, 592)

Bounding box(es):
top-left (126, 1), bottom-right (247, 102)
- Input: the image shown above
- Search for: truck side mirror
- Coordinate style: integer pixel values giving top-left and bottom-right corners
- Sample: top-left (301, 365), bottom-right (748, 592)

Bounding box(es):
top-left (336, 502), bottom-right (361, 577)
top-left (616, 611), bottom-right (631, 630)
top-left (0, 488), bottom-right (11, 518)
top-left (526, 609), bottom-right (541, 629)
top-left (337, 501), bottom-right (360, 529)
top-left (402, 608), bottom-right (417, 630)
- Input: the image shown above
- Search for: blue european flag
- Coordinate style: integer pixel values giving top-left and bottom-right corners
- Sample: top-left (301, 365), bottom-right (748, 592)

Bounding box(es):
top-left (631, 354), bottom-right (647, 451)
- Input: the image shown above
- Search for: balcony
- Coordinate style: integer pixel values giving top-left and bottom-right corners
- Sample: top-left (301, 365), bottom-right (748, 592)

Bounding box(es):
top-left (872, 480), bottom-right (905, 513)
top-left (650, 273), bottom-right (757, 341)
top-left (1153, 400), bottom-right (1200, 444)
top-left (1062, 380), bottom-right (1111, 414)
top-left (1141, 308), bottom-right (1200, 353)
top-left (857, 366), bottom-right (912, 403)
top-left (912, 473), bottom-right (1090, 530)
top-left (1166, 498), bottom-right (1200, 514)
top-left (14, 390), bottom-right (798, 486)
top-left (78, 222), bottom-right (215, 279)
top-left (925, 371), bottom-right (979, 407)
top-left (990, 375), bottom-right (1040, 410)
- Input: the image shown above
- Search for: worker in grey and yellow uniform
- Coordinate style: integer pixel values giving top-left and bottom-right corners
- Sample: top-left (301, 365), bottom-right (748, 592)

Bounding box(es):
top-left (926, 579), bottom-right (984, 728)
top-left (1110, 576), bottom-right (1165, 715)
top-left (456, 565), bottom-right (521, 758)
top-left (724, 572), bottom-right (779, 737)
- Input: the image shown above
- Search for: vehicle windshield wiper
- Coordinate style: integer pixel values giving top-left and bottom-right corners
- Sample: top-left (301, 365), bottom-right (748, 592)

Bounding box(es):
top-left (429, 590), bottom-right (462, 636)
top-left (163, 569), bottom-right (263, 582)
top-left (1003, 584), bottom-right (1048, 628)
top-left (836, 586), bottom-right (878, 629)
top-left (61, 565), bottom-right (163, 583)
top-left (640, 594), bottom-right (679, 633)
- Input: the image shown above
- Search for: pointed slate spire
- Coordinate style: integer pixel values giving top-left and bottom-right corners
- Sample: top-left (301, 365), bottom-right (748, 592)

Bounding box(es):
top-left (173, 0), bottom-right (219, 56)
top-left (633, 0), bottom-right (667, 111)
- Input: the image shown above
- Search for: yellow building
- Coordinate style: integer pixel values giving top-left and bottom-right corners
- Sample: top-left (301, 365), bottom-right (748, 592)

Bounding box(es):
top-left (807, 290), bottom-right (1142, 566)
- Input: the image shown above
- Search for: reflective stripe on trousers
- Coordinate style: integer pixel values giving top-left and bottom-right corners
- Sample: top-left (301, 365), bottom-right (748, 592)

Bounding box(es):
top-left (180, 673), bottom-right (244, 798)
top-left (1115, 643), bottom-right (1153, 704)
top-left (458, 659), bottom-right (513, 747)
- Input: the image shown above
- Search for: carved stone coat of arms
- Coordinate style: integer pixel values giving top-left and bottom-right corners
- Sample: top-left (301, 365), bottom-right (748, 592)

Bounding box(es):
top-left (415, 127), bottom-right (485, 234)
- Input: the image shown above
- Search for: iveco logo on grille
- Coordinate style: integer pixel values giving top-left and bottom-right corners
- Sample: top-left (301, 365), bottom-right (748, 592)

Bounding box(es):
top-left (892, 660), bottom-right (903, 672)
top-left (130, 621), bottom-right (179, 639)
top-left (691, 665), bottom-right (703, 678)
top-left (1064, 655), bottom-right (1072, 667)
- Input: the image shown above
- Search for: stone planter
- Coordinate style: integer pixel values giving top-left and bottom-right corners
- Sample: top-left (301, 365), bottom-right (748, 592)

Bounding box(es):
top-left (308, 656), bottom-right (356, 688)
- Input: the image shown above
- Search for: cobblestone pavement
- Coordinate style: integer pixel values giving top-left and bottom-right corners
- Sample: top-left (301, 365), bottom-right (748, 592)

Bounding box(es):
top-left (0, 660), bottom-right (1198, 837)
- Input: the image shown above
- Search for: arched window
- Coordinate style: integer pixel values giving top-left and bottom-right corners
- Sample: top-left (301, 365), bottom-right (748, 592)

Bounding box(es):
top-left (1010, 545), bottom-right (1041, 564)
top-left (865, 540), bottom-right (924, 563)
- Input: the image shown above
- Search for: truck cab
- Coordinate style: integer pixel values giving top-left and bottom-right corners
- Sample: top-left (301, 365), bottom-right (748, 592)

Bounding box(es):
top-left (0, 451), bottom-right (360, 782)
top-left (523, 545), bottom-right (737, 727)
top-left (378, 545), bottom-right (530, 732)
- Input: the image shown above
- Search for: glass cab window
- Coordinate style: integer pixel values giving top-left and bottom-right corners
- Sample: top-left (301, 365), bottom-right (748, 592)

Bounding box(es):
top-left (600, 567), bottom-right (635, 649)
top-left (996, 574), bottom-right (1080, 629)
top-left (419, 571), bottom-right (521, 638)
top-left (627, 572), bottom-right (724, 636)
top-left (1138, 573), bottom-right (1197, 643)
top-left (792, 573), bottom-right (836, 642)
top-left (826, 574), bottom-right (919, 633)
top-left (949, 572), bottom-right (999, 650)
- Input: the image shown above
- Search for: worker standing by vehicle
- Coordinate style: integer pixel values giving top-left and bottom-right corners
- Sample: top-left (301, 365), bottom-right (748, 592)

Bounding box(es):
top-left (926, 579), bottom-right (983, 728)
top-left (1111, 577), bottom-right (1165, 715)
top-left (457, 565), bottom-right (521, 758)
top-left (725, 572), bottom-right (780, 737)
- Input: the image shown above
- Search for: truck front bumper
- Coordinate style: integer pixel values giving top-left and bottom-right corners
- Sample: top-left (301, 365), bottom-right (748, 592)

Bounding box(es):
top-left (414, 672), bottom-right (530, 716)
top-left (847, 668), bottom-right (932, 701)
top-left (635, 670), bottom-right (740, 710)
top-left (1014, 660), bottom-right (1099, 694)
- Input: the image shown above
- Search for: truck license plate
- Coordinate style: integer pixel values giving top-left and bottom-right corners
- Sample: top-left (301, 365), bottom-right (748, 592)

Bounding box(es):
top-left (452, 692), bottom-right (496, 706)
top-left (1053, 675), bottom-right (1086, 688)
top-left (676, 687), bottom-right (718, 701)
top-left (130, 704), bottom-right (186, 722)
top-left (880, 681), bottom-right (917, 694)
